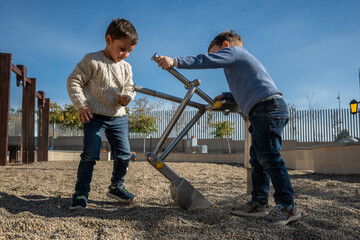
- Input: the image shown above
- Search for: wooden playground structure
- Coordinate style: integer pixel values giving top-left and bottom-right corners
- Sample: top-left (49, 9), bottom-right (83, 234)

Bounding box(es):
top-left (0, 53), bottom-right (50, 166)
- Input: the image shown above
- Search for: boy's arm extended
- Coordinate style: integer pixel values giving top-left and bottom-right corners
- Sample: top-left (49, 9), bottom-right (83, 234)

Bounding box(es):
top-left (67, 54), bottom-right (94, 122)
top-left (156, 47), bottom-right (235, 70)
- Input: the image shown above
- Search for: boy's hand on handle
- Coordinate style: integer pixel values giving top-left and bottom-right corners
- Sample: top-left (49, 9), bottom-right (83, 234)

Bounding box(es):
top-left (116, 95), bottom-right (131, 106)
top-left (155, 56), bottom-right (175, 69)
top-left (78, 106), bottom-right (93, 123)
top-left (214, 94), bottom-right (224, 101)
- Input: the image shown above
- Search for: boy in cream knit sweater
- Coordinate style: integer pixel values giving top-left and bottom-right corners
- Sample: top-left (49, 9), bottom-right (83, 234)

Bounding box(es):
top-left (67, 18), bottom-right (137, 210)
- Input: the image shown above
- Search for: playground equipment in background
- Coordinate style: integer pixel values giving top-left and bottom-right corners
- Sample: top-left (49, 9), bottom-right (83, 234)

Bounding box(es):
top-left (132, 53), bottom-right (245, 210)
top-left (0, 53), bottom-right (50, 166)
top-left (186, 136), bottom-right (207, 153)
top-left (130, 151), bottom-right (137, 161)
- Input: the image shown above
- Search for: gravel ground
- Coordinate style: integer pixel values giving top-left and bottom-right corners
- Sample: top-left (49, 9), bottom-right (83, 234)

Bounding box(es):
top-left (0, 160), bottom-right (359, 240)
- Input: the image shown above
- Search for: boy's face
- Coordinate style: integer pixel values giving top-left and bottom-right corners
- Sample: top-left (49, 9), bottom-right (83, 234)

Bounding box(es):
top-left (104, 35), bottom-right (136, 62)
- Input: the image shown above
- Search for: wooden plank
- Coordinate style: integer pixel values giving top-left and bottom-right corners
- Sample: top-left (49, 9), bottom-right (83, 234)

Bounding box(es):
top-left (20, 67), bottom-right (28, 164)
top-left (15, 64), bottom-right (32, 86)
top-left (11, 63), bottom-right (22, 77)
top-left (244, 117), bottom-right (252, 194)
top-left (25, 78), bottom-right (36, 164)
top-left (36, 91), bottom-right (43, 100)
top-left (0, 53), bottom-right (12, 166)
top-left (42, 98), bottom-right (50, 161)
top-left (37, 92), bottom-right (44, 162)
top-left (37, 91), bottom-right (49, 162)
top-left (20, 69), bottom-right (37, 164)
top-left (29, 78), bottom-right (36, 163)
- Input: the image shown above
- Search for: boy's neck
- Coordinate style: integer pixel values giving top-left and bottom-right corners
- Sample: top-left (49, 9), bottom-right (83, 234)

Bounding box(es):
top-left (103, 49), bottom-right (114, 61)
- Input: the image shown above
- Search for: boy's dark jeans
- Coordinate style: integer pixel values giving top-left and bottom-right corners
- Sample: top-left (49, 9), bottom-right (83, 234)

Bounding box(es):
top-left (74, 114), bottom-right (131, 197)
top-left (248, 97), bottom-right (294, 206)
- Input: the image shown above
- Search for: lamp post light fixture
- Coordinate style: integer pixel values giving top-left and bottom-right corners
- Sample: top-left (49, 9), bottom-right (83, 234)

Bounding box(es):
top-left (352, 68), bottom-right (360, 115)
top-left (350, 99), bottom-right (359, 114)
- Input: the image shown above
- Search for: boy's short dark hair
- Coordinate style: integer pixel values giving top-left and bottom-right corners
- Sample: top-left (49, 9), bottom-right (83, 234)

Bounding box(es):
top-left (208, 31), bottom-right (242, 52)
top-left (105, 18), bottom-right (138, 45)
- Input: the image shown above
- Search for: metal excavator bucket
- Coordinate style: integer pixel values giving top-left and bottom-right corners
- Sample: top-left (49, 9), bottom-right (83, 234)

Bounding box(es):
top-left (146, 153), bottom-right (212, 210)
top-left (170, 178), bottom-right (212, 210)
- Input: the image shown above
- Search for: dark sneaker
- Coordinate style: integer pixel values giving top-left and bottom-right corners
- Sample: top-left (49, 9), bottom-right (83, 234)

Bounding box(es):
top-left (231, 201), bottom-right (269, 217)
top-left (106, 184), bottom-right (136, 203)
top-left (264, 204), bottom-right (301, 225)
top-left (69, 194), bottom-right (87, 211)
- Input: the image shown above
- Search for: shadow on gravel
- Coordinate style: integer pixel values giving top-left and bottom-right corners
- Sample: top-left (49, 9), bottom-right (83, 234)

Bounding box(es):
top-left (0, 191), bottom-right (217, 221)
top-left (289, 172), bottom-right (360, 183)
top-left (0, 192), bottom-right (149, 217)
top-left (0, 190), bottom-right (239, 237)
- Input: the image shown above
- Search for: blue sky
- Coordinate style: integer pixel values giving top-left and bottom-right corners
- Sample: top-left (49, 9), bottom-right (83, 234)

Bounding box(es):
top-left (1, 0), bottom-right (360, 110)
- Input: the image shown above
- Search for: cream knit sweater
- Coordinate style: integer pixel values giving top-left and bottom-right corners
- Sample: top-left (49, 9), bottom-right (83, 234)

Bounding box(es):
top-left (67, 51), bottom-right (136, 117)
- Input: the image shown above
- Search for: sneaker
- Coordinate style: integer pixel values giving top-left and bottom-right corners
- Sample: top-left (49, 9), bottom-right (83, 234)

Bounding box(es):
top-left (231, 201), bottom-right (269, 217)
top-left (106, 184), bottom-right (136, 203)
top-left (264, 204), bottom-right (301, 225)
top-left (69, 194), bottom-right (87, 211)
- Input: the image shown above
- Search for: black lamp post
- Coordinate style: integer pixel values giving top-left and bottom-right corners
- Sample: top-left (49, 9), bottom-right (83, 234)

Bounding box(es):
top-left (350, 99), bottom-right (359, 114)
top-left (351, 69), bottom-right (360, 114)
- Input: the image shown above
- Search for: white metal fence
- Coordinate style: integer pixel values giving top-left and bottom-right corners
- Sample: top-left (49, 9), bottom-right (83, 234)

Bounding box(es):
top-left (129, 108), bottom-right (360, 142)
top-left (29, 108), bottom-right (360, 142)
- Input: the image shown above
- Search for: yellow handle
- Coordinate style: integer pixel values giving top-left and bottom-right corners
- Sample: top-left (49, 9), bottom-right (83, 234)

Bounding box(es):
top-left (215, 101), bottom-right (223, 108)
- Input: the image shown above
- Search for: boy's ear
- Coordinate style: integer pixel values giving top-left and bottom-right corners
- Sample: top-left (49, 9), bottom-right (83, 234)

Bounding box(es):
top-left (223, 41), bottom-right (230, 47)
top-left (105, 34), bottom-right (112, 45)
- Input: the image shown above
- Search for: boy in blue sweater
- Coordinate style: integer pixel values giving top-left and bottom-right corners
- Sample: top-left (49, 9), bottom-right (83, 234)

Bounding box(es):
top-left (155, 31), bottom-right (301, 225)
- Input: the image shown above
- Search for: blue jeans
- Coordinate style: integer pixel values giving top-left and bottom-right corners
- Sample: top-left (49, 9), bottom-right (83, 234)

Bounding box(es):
top-left (74, 114), bottom-right (131, 197)
top-left (248, 97), bottom-right (294, 206)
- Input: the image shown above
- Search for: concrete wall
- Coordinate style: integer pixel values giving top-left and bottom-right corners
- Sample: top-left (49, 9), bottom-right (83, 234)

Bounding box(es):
top-left (47, 143), bottom-right (360, 174)
top-left (48, 136), bottom-right (336, 153)
top-left (137, 153), bottom-right (244, 165)
top-left (49, 136), bottom-right (245, 153)
top-left (47, 150), bottom-right (243, 165)
top-left (48, 150), bottom-right (109, 162)
top-left (49, 136), bottom-right (84, 151)
top-left (281, 143), bottom-right (360, 174)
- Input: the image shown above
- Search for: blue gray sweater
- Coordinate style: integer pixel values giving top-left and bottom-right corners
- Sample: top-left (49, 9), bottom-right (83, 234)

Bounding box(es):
top-left (175, 47), bottom-right (282, 116)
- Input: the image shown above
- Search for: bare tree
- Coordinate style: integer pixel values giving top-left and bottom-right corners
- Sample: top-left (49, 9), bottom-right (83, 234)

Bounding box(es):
top-left (287, 104), bottom-right (298, 140)
top-left (306, 94), bottom-right (322, 142)
top-left (331, 111), bottom-right (344, 141)
top-left (306, 94), bottom-right (321, 111)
